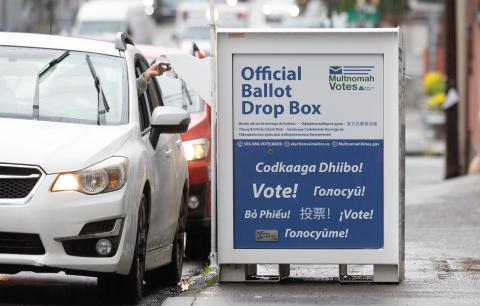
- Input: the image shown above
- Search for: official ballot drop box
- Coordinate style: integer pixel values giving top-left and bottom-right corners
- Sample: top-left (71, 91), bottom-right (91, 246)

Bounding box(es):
top-left (216, 29), bottom-right (405, 283)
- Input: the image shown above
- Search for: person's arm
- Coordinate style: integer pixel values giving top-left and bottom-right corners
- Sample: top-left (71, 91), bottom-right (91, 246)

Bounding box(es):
top-left (136, 73), bottom-right (149, 96)
top-left (136, 63), bottom-right (171, 96)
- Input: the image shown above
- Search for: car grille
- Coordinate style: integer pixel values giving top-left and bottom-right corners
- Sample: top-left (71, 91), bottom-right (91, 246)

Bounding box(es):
top-left (0, 232), bottom-right (45, 255)
top-left (0, 165), bottom-right (43, 200)
top-left (79, 219), bottom-right (117, 235)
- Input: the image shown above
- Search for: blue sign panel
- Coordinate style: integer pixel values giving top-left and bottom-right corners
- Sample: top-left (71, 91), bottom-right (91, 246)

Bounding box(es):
top-left (232, 54), bottom-right (384, 249)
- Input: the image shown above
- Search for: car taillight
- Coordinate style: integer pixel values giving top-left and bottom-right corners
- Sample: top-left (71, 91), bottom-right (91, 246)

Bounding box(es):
top-left (237, 11), bottom-right (249, 19)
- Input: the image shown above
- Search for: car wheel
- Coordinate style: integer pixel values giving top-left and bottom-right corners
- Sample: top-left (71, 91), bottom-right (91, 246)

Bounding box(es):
top-left (98, 194), bottom-right (148, 304)
top-left (161, 192), bottom-right (187, 286)
top-left (186, 227), bottom-right (210, 260)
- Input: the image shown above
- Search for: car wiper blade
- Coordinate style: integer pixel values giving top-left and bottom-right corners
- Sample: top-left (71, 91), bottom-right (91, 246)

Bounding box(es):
top-left (181, 80), bottom-right (194, 108)
top-left (32, 50), bottom-right (70, 120)
top-left (85, 54), bottom-right (110, 126)
top-left (38, 51), bottom-right (70, 80)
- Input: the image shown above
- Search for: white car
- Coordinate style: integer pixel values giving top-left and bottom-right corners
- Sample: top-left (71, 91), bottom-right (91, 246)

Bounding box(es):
top-left (72, 0), bottom-right (155, 44)
top-left (0, 32), bottom-right (190, 303)
top-left (261, 0), bottom-right (300, 24)
top-left (175, 0), bottom-right (251, 54)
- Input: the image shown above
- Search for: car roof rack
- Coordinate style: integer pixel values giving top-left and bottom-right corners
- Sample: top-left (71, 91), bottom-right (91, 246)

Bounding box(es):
top-left (115, 32), bottom-right (135, 51)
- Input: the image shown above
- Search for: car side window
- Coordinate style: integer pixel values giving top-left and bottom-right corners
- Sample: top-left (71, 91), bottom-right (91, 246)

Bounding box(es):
top-left (147, 68), bottom-right (165, 107)
top-left (138, 60), bottom-right (154, 115)
top-left (135, 60), bottom-right (150, 133)
top-left (138, 59), bottom-right (165, 109)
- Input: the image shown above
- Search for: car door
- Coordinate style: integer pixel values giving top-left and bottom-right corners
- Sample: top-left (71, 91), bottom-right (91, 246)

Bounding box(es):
top-left (156, 73), bottom-right (185, 185)
top-left (146, 66), bottom-right (183, 219)
top-left (135, 57), bottom-right (178, 250)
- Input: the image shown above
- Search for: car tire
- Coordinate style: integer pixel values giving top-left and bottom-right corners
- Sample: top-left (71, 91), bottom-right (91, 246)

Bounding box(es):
top-left (162, 192), bottom-right (187, 286)
top-left (186, 227), bottom-right (210, 260)
top-left (145, 191), bottom-right (187, 287)
top-left (98, 194), bottom-right (148, 304)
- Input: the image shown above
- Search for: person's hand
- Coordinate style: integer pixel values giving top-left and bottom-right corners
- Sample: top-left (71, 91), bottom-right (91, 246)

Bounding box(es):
top-left (144, 63), bottom-right (171, 81)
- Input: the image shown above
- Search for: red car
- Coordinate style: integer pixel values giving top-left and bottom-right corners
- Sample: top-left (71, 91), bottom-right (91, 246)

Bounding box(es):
top-left (181, 102), bottom-right (211, 259)
top-left (138, 44), bottom-right (211, 259)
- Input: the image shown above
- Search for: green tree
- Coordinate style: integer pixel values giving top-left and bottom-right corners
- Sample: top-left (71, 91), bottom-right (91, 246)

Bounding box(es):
top-left (332, 0), bottom-right (409, 19)
top-left (377, 0), bottom-right (409, 19)
top-left (333, 0), bottom-right (356, 12)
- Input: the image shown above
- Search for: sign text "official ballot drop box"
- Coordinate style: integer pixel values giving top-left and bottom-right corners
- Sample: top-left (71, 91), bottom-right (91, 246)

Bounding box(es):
top-left (216, 29), bottom-right (405, 283)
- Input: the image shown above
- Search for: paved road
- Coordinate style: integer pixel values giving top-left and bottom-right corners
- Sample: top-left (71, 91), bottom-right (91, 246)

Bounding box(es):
top-left (0, 260), bottom-right (205, 305)
top-left (406, 155), bottom-right (443, 189)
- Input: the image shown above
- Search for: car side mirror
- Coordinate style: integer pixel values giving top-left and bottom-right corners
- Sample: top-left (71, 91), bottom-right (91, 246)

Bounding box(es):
top-left (149, 106), bottom-right (190, 149)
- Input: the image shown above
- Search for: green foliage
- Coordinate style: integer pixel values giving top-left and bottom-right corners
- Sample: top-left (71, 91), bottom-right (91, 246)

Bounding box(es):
top-left (202, 265), bottom-right (213, 276)
top-left (205, 274), bottom-right (219, 287)
top-left (333, 0), bottom-right (356, 12)
top-left (332, 0), bottom-right (409, 20)
top-left (377, 0), bottom-right (409, 18)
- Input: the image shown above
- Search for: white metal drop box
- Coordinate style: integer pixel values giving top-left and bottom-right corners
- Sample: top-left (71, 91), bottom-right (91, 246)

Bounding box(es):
top-left (216, 28), bottom-right (405, 283)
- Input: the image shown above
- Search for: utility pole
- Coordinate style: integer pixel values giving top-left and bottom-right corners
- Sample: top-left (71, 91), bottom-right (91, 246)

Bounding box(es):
top-left (427, 11), bottom-right (439, 71)
top-left (209, 0), bottom-right (218, 268)
top-left (444, 0), bottom-right (460, 178)
top-left (1, 0), bottom-right (6, 31)
top-left (326, 0), bottom-right (333, 28)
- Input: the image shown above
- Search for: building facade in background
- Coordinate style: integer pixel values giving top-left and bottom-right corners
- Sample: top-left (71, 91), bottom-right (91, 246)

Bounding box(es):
top-left (465, 0), bottom-right (480, 172)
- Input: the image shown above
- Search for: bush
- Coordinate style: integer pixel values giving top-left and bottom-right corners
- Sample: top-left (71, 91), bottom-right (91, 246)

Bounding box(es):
top-left (423, 71), bottom-right (446, 110)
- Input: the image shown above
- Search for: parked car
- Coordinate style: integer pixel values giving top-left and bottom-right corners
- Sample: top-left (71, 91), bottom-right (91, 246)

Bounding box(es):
top-left (279, 1), bottom-right (346, 29)
top-left (137, 44), bottom-right (212, 259)
top-left (175, 25), bottom-right (211, 55)
top-left (72, 0), bottom-right (155, 44)
top-left (261, 0), bottom-right (300, 24)
top-left (174, 0), bottom-right (250, 54)
top-left (0, 32), bottom-right (190, 303)
top-left (152, 0), bottom-right (178, 23)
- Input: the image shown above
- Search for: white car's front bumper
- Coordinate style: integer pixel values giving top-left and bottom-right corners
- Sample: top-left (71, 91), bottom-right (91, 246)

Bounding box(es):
top-left (0, 174), bottom-right (136, 275)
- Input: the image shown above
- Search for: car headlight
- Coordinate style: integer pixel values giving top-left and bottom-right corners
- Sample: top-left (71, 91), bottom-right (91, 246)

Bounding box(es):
top-left (52, 157), bottom-right (127, 194)
top-left (289, 5), bottom-right (300, 17)
top-left (262, 4), bottom-right (272, 15)
top-left (182, 138), bottom-right (209, 161)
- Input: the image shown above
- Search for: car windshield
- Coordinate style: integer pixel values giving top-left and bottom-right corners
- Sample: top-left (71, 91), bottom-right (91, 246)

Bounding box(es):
top-left (78, 21), bottom-right (126, 35)
top-left (0, 46), bottom-right (127, 125)
top-left (157, 76), bottom-right (204, 113)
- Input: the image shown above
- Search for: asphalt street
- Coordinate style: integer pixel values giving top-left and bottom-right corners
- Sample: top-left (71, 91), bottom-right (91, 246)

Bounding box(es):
top-left (0, 259), bottom-right (206, 305)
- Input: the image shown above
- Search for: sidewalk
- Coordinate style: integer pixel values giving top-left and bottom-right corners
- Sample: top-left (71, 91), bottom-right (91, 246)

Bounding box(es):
top-left (406, 107), bottom-right (444, 156)
top-left (164, 171), bottom-right (480, 306)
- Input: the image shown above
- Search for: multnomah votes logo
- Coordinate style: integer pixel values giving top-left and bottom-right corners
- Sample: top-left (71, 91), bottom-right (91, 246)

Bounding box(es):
top-left (328, 65), bottom-right (375, 91)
